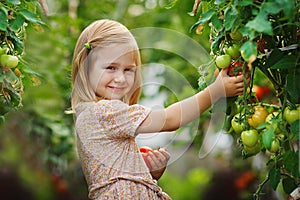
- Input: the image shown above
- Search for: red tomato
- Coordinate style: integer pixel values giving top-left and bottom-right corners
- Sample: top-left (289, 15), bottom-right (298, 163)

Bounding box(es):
top-left (257, 38), bottom-right (268, 53)
top-left (227, 61), bottom-right (249, 77)
top-left (252, 85), bottom-right (271, 100)
top-left (139, 146), bottom-right (154, 153)
top-left (139, 146), bottom-right (154, 169)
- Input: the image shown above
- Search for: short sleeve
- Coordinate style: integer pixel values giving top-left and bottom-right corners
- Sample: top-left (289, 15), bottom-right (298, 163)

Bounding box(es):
top-left (94, 100), bottom-right (151, 138)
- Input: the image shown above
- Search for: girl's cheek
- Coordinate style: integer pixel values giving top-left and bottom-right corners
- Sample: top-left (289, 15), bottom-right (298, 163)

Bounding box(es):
top-left (126, 74), bottom-right (135, 82)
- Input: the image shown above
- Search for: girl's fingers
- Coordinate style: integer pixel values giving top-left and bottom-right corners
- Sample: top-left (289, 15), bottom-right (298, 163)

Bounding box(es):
top-left (158, 148), bottom-right (171, 161)
top-left (147, 152), bottom-right (160, 170)
top-left (220, 68), bottom-right (229, 76)
top-left (147, 149), bottom-right (170, 171)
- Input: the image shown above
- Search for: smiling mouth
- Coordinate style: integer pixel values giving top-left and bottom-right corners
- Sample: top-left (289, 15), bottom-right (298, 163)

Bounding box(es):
top-left (108, 86), bottom-right (125, 92)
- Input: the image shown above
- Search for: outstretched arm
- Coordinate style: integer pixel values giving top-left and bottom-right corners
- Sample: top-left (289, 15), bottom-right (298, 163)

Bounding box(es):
top-left (137, 68), bottom-right (246, 133)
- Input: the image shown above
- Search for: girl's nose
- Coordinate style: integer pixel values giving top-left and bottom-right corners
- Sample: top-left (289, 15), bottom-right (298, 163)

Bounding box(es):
top-left (114, 71), bottom-right (125, 82)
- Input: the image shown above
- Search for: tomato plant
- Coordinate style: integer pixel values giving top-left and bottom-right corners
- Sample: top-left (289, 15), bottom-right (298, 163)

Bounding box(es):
top-left (191, 0), bottom-right (299, 198)
top-left (0, 0), bottom-right (45, 119)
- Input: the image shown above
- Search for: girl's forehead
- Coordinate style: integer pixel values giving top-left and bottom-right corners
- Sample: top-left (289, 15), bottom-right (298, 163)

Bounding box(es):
top-left (90, 44), bottom-right (137, 65)
top-left (90, 43), bottom-right (137, 65)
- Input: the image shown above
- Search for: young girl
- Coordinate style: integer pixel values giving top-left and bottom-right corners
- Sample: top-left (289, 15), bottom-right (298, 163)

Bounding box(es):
top-left (71, 19), bottom-right (245, 200)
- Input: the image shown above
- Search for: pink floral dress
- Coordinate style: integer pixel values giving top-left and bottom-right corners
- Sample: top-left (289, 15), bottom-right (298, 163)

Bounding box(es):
top-left (75, 100), bottom-right (172, 200)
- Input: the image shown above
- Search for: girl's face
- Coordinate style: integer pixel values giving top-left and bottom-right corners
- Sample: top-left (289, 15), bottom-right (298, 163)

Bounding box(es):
top-left (89, 44), bottom-right (137, 101)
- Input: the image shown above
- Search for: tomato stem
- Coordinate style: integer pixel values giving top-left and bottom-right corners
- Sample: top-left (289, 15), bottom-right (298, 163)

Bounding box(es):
top-left (253, 175), bottom-right (269, 200)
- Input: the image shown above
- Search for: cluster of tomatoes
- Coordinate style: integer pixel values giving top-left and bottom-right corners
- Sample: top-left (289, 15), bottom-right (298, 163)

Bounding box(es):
top-left (214, 30), bottom-right (251, 79)
top-left (230, 104), bottom-right (300, 157)
top-left (0, 46), bottom-right (23, 115)
top-left (211, 29), bottom-right (299, 157)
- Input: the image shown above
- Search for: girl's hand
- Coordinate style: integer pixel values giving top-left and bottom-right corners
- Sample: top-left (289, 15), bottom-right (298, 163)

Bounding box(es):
top-left (141, 148), bottom-right (170, 180)
top-left (212, 68), bottom-right (248, 98)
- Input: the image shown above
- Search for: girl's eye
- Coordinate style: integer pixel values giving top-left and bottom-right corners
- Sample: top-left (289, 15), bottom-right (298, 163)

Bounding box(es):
top-left (125, 68), bottom-right (136, 73)
top-left (106, 66), bottom-right (116, 70)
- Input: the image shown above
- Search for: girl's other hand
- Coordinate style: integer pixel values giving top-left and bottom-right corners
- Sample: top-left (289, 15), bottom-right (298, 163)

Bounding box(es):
top-left (141, 148), bottom-right (170, 180)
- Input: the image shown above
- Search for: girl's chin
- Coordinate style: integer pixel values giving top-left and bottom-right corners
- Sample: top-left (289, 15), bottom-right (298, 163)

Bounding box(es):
top-left (104, 96), bottom-right (124, 101)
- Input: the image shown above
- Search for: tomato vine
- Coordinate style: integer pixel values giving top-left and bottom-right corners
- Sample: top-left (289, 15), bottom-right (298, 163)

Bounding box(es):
top-left (191, 0), bottom-right (299, 198)
top-left (0, 0), bottom-right (45, 121)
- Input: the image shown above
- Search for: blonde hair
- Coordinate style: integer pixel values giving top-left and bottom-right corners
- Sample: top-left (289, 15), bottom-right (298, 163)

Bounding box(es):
top-left (71, 19), bottom-right (142, 111)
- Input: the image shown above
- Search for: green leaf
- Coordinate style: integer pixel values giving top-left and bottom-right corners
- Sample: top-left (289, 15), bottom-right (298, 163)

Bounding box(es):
top-left (0, 8), bottom-right (8, 31)
top-left (276, 0), bottom-right (296, 22)
top-left (165, 0), bottom-right (179, 9)
top-left (211, 14), bottom-right (223, 31)
top-left (262, 127), bottom-right (275, 150)
top-left (19, 9), bottom-right (45, 25)
top-left (261, 2), bottom-right (282, 14)
top-left (269, 167), bottom-right (281, 190)
top-left (271, 55), bottom-right (298, 69)
top-left (6, 0), bottom-right (21, 4)
top-left (286, 73), bottom-right (300, 104)
top-left (245, 11), bottom-right (273, 36)
top-left (236, 0), bottom-right (253, 6)
top-left (214, 0), bottom-right (225, 5)
top-left (224, 6), bottom-right (238, 31)
top-left (282, 151), bottom-right (299, 177)
top-left (290, 120), bottom-right (300, 139)
top-left (256, 122), bottom-right (268, 130)
top-left (211, 29), bottom-right (225, 54)
top-left (263, 49), bottom-right (285, 69)
top-left (240, 41), bottom-right (257, 61)
top-left (282, 177), bottom-right (297, 194)
top-left (0, 72), bottom-right (4, 82)
top-left (9, 14), bottom-right (25, 31)
top-left (239, 26), bottom-right (256, 40)
top-left (190, 9), bottom-right (216, 32)
top-left (6, 28), bottom-right (23, 53)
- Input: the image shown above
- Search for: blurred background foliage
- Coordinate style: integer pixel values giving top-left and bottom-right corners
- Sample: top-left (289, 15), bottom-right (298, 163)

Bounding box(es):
top-left (0, 0), bottom-right (282, 199)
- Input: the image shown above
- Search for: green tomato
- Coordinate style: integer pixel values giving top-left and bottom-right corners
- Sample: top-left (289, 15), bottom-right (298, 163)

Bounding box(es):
top-left (265, 112), bottom-right (283, 134)
top-left (241, 129), bottom-right (259, 147)
top-left (230, 30), bottom-right (243, 41)
top-left (231, 113), bottom-right (246, 134)
top-left (243, 141), bottom-right (260, 155)
top-left (265, 112), bottom-right (280, 122)
top-left (0, 55), bottom-right (19, 68)
top-left (224, 44), bottom-right (241, 59)
top-left (269, 139), bottom-right (280, 153)
top-left (284, 105), bottom-right (300, 125)
top-left (215, 54), bottom-right (231, 69)
top-left (0, 47), bottom-right (7, 55)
